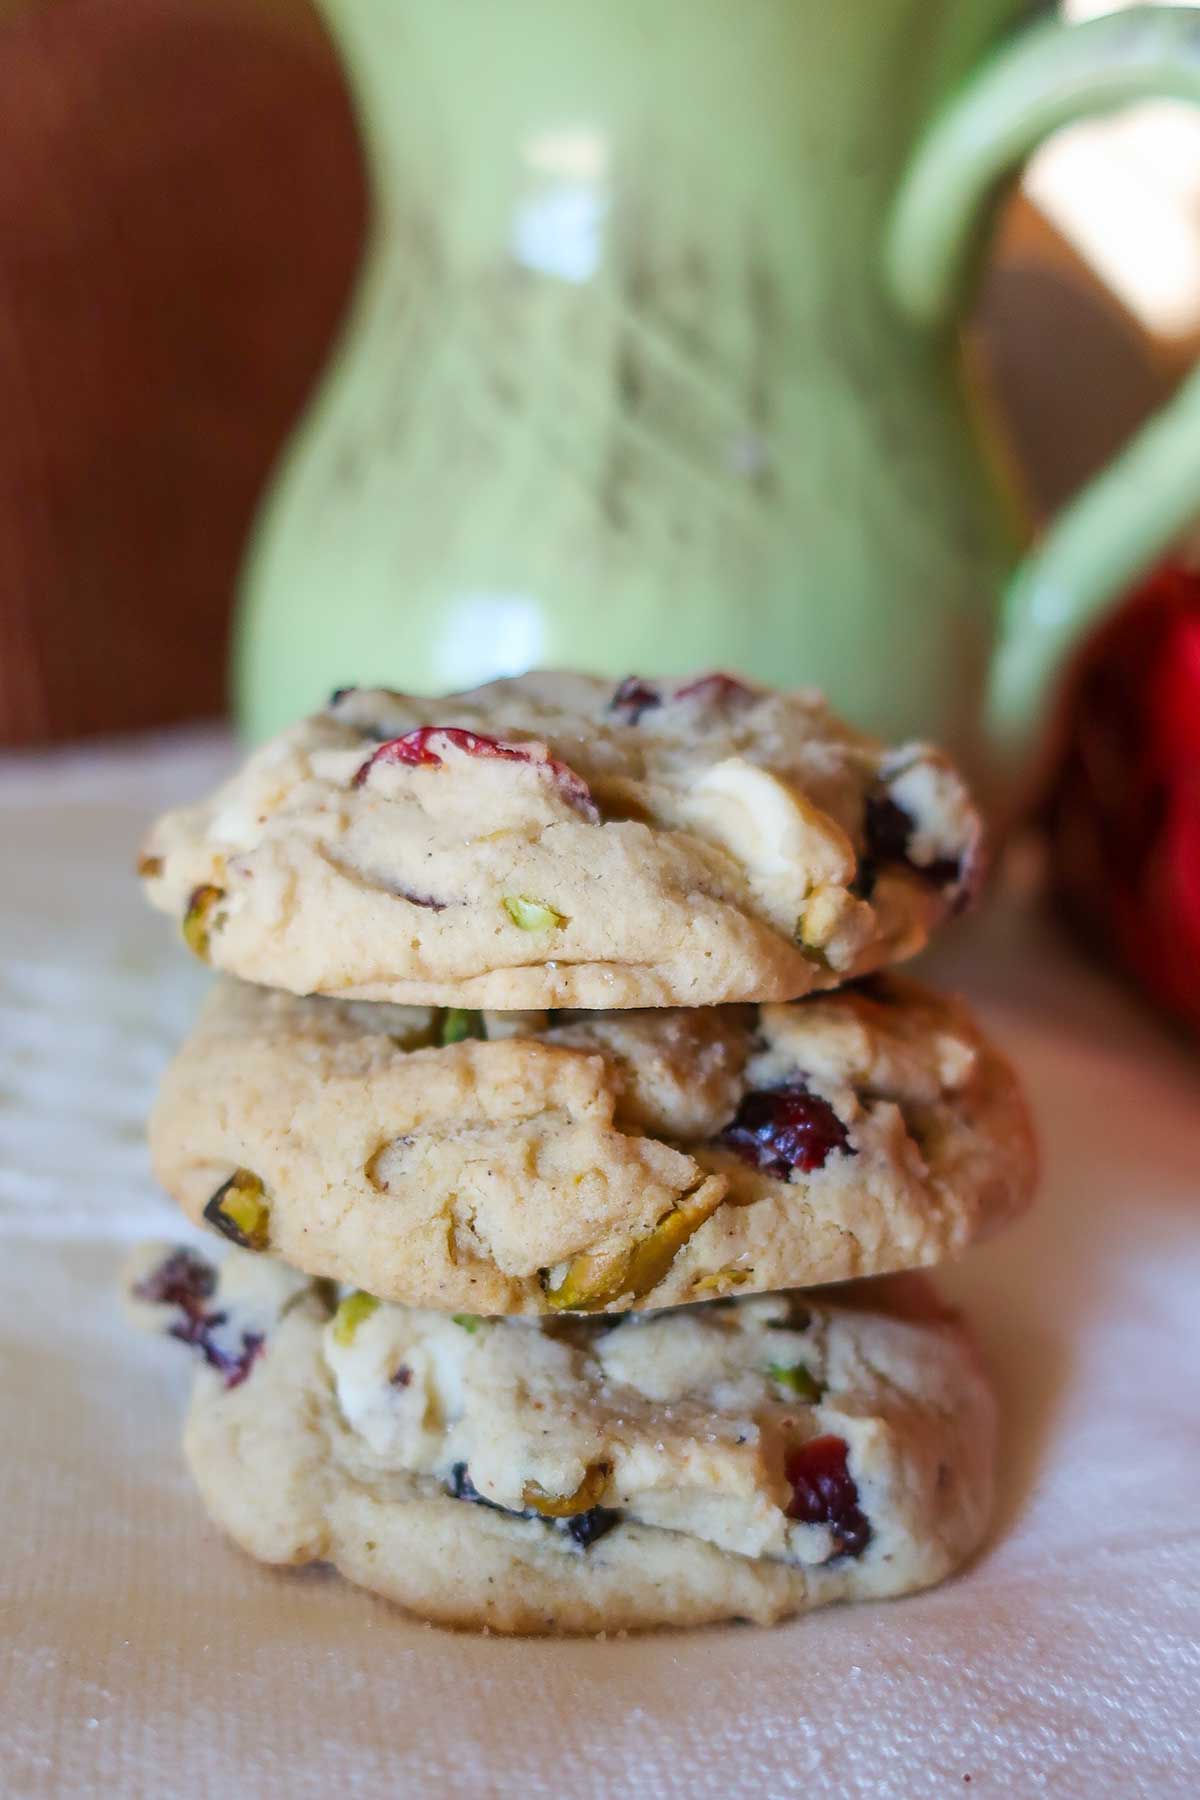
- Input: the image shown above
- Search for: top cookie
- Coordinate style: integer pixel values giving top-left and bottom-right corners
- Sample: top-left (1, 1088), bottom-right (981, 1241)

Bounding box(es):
top-left (139, 671), bottom-right (984, 1008)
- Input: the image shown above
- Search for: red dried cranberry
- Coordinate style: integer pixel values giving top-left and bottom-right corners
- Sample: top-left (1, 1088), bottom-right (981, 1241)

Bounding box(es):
top-left (608, 677), bottom-right (662, 724)
top-left (136, 1249), bottom-right (265, 1391)
top-left (134, 1248), bottom-right (216, 1320)
top-left (718, 1085), bottom-right (851, 1176)
top-left (861, 791), bottom-right (961, 893)
top-left (784, 1435), bottom-right (871, 1557)
top-left (353, 726), bottom-right (598, 820)
top-left (673, 673), bottom-right (753, 706)
top-left (166, 1310), bottom-right (264, 1390)
top-left (353, 725), bottom-right (492, 776)
top-left (395, 885), bottom-right (447, 912)
top-left (204, 1331), bottom-right (265, 1390)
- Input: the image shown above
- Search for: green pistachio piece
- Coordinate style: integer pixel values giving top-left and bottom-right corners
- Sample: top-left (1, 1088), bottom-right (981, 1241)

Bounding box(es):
top-left (182, 884), bottom-right (226, 962)
top-left (203, 1169), bottom-right (270, 1251)
top-left (503, 895), bottom-right (565, 931)
top-left (332, 1290), bottom-right (380, 1347)
top-left (793, 905), bottom-right (833, 967)
top-left (452, 1313), bottom-right (482, 1333)
top-left (542, 1183), bottom-right (723, 1313)
top-left (522, 1461), bottom-right (611, 1517)
top-left (767, 1362), bottom-right (824, 1402)
top-left (440, 1008), bottom-right (486, 1046)
top-left (691, 1268), bottom-right (753, 1296)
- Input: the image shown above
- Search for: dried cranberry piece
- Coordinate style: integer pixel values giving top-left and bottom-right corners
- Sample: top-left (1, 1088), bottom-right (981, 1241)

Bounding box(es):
top-left (353, 726), bottom-right (599, 821)
top-left (784, 1435), bottom-right (871, 1557)
top-left (718, 1085), bottom-right (851, 1176)
top-left (851, 857), bottom-right (880, 902)
top-left (163, 1304), bottom-right (223, 1355)
top-left (673, 673), bottom-right (754, 706)
top-left (562, 1506), bottom-right (619, 1548)
top-left (608, 677), bottom-right (662, 724)
top-left (164, 1303), bottom-right (264, 1390)
top-left (395, 885), bottom-right (447, 912)
top-left (353, 725), bottom-right (492, 777)
top-left (135, 1249), bottom-right (265, 1391)
top-left (134, 1248), bottom-right (216, 1318)
top-left (196, 1330), bottom-right (264, 1391)
top-left (859, 791), bottom-right (961, 895)
top-left (864, 792), bottom-right (911, 863)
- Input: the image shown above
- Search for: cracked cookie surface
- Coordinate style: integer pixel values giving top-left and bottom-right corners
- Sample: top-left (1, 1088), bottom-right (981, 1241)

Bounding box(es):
top-left (149, 973), bottom-right (1035, 1313)
top-left (138, 672), bottom-right (983, 1008)
top-left (129, 1247), bottom-right (995, 1635)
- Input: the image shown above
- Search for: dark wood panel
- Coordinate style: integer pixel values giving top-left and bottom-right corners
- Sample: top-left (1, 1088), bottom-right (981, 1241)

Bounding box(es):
top-left (0, 0), bottom-right (366, 744)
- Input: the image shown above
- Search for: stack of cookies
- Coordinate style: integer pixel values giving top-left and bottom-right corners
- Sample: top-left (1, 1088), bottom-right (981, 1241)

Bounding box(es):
top-left (128, 672), bottom-right (1035, 1634)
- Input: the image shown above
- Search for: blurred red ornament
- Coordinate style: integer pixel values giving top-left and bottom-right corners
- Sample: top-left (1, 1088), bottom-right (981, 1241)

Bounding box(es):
top-left (1044, 563), bottom-right (1200, 1032)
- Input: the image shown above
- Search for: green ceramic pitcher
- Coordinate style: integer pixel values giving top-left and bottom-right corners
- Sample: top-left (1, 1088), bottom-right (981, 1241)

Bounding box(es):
top-left (235, 0), bottom-right (1200, 780)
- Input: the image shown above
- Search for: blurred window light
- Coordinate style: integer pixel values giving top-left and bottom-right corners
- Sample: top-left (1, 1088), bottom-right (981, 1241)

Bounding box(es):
top-left (523, 130), bottom-right (609, 183)
top-left (512, 184), bottom-right (607, 284)
top-left (1024, 0), bottom-right (1200, 339)
top-left (436, 592), bottom-right (546, 686)
top-left (513, 128), bottom-right (610, 283)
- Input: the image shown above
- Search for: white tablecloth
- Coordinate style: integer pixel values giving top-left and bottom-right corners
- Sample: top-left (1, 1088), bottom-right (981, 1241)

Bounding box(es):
top-left (3, 732), bottom-right (1198, 1798)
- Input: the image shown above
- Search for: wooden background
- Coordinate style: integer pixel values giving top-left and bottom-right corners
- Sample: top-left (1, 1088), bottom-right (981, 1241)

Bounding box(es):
top-left (0, 0), bottom-right (364, 744)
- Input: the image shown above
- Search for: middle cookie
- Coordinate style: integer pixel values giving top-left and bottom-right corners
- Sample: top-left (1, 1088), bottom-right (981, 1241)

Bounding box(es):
top-left (150, 974), bottom-right (1035, 1315)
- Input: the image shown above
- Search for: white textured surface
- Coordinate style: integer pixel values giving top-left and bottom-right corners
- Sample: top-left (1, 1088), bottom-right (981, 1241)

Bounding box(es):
top-left (2, 733), bottom-right (1199, 1798)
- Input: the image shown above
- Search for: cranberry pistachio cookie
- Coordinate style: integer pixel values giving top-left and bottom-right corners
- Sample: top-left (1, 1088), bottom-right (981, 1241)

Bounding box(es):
top-left (127, 1247), bottom-right (995, 1634)
top-left (137, 672), bottom-right (984, 1009)
top-left (149, 973), bottom-right (1034, 1314)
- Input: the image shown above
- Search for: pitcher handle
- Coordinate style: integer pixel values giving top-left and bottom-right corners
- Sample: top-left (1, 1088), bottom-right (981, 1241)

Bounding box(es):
top-left (885, 5), bottom-right (1200, 771)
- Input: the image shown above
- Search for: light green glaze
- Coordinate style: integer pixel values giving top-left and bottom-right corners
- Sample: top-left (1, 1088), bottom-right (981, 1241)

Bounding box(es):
top-left (235, 0), bottom-right (1200, 779)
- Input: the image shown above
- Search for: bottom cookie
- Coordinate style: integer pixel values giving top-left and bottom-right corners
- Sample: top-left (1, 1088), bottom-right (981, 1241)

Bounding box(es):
top-left (128, 1248), bottom-right (996, 1635)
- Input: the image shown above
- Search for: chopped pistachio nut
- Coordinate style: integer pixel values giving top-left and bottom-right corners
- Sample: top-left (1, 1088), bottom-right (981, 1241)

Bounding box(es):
top-left (452, 1313), bottom-right (482, 1333)
top-left (795, 885), bottom-right (844, 952)
top-left (137, 852), bottom-right (163, 880)
top-left (542, 1183), bottom-right (723, 1312)
top-left (332, 1290), bottom-right (380, 1347)
top-left (798, 885), bottom-right (876, 968)
top-left (503, 894), bottom-right (565, 931)
top-left (522, 1462), bottom-right (611, 1518)
top-left (691, 1268), bottom-right (753, 1296)
top-left (182, 884), bottom-right (226, 962)
top-left (202, 1170), bottom-right (270, 1251)
top-left (767, 1362), bottom-right (824, 1402)
top-left (794, 931), bottom-right (832, 971)
top-left (440, 1008), bottom-right (486, 1046)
